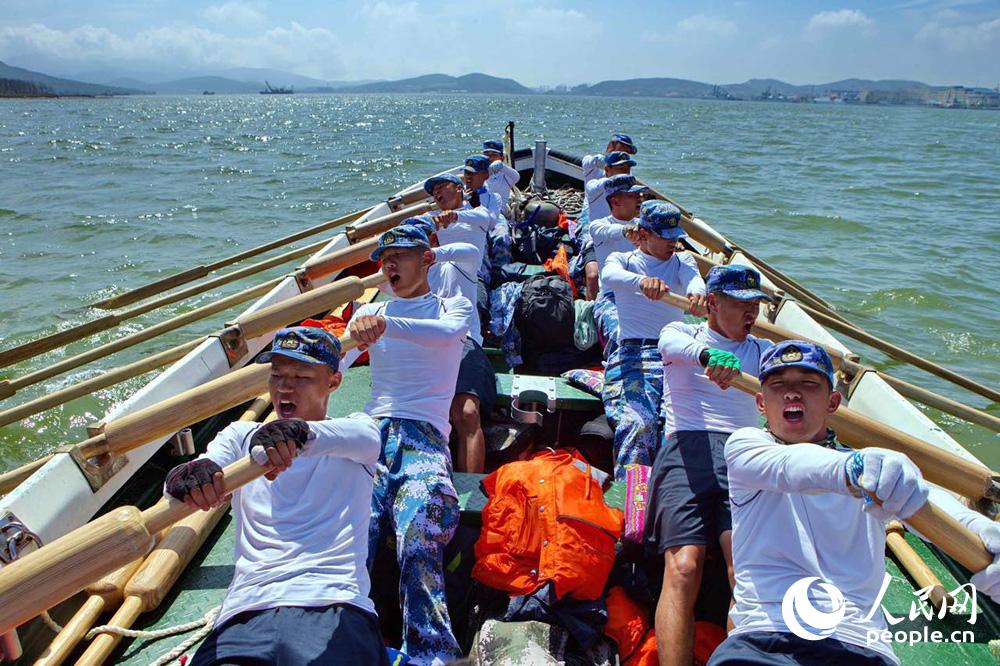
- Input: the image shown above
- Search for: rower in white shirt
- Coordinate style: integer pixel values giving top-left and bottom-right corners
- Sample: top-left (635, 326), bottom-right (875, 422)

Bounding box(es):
top-left (408, 217), bottom-right (496, 474)
top-left (348, 225), bottom-right (472, 666)
top-left (582, 132), bottom-right (638, 188)
top-left (600, 200), bottom-right (707, 481)
top-left (711, 340), bottom-right (1000, 666)
top-left (463, 153), bottom-right (513, 286)
top-left (578, 151), bottom-right (639, 294)
top-left (482, 140), bottom-right (519, 204)
top-left (164, 326), bottom-right (388, 666)
top-left (647, 265), bottom-right (774, 666)
top-left (586, 174), bottom-right (646, 349)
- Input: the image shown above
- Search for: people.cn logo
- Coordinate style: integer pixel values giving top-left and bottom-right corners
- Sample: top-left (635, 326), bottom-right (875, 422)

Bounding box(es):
top-left (781, 576), bottom-right (848, 641)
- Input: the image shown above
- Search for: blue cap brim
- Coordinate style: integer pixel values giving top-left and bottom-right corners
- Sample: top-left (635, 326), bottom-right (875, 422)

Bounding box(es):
top-left (713, 288), bottom-right (772, 302)
top-left (760, 362), bottom-right (835, 388)
top-left (257, 349), bottom-right (338, 372)
top-left (423, 176), bottom-right (459, 195)
top-left (483, 148), bottom-right (502, 154)
top-left (370, 241), bottom-right (429, 261)
top-left (463, 165), bottom-right (485, 173)
top-left (608, 159), bottom-right (637, 168)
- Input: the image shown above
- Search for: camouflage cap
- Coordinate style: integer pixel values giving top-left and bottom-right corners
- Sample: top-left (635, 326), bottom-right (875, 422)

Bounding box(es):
top-left (759, 340), bottom-right (836, 388)
top-left (257, 326), bottom-right (341, 372)
top-left (370, 224), bottom-right (431, 261)
top-left (638, 200), bottom-right (686, 240)
top-left (706, 265), bottom-right (772, 302)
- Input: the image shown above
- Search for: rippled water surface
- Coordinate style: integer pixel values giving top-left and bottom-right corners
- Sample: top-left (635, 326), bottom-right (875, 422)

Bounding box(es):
top-left (0, 94), bottom-right (997, 471)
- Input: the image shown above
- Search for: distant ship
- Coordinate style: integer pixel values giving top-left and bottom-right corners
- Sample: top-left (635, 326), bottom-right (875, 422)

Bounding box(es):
top-left (202, 91), bottom-right (216, 95)
top-left (260, 81), bottom-right (293, 95)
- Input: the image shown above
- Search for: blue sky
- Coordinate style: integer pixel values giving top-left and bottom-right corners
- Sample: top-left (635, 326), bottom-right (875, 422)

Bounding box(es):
top-left (1, 1), bottom-right (998, 86)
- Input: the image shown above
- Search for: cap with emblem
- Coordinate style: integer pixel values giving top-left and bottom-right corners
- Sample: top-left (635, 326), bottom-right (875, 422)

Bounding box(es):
top-left (637, 200), bottom-right (686, 240)
top-left (423, 173), bottom-right (463, 195)
top-left (483, 140), bottom-right (503, 155)
top-left (611, 133), bottom-right (637, 154)
top-left (370, 224), bottom-right (431, 261)
top-left (605, 150), bottom-right (637, 168)
top-left (603, 174), bottom-right (648, 203)
top-left (408, 215), bottom-right (437, 239)
top-left (759, 340), bottom-right (836, 389)
top-left (706, 265), bottom-right (772, 302)
top-left (463, 154), bottom-right (490, 173)
top-left (257, 326), bottom-right (342, 372)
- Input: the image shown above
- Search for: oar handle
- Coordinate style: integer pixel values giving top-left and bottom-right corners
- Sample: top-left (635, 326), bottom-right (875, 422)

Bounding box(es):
top-left (904, 502), bottom-right (993, 573)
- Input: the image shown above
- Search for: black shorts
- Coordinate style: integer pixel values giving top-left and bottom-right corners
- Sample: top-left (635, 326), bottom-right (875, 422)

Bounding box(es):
top-left (708, 631), bottom-right (896, 666)
top-left (455, 337), bottom-right (497, 415)
top-left (190, 603), bottom-right (389, 666)
top-left (645, 430), bottom-right (732, 553)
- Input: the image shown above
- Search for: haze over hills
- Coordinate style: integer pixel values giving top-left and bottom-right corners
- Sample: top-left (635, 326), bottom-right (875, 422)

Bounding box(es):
top-left (0, 60), bottom-right (142, 96)
top-left (336, 73), bottom-right (534, 94)
top-left (1, 60), bottom-right (994, 107)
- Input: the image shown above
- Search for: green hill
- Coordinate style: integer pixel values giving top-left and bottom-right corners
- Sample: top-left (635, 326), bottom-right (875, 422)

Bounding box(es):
top-left (0, 60), bottom-right (143, 96)
top-left (338, 73), bottom-right (533, 94)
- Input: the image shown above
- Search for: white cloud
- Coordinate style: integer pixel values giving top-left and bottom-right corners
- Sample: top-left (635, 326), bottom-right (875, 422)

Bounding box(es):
top-left (361, 1), bottom-right (419, 21)
top-left (806, 9), bottom-right (874, 31)
top-left (0, 21), bottom-right (346, 79)
top-left (677, 14), bottom-right (738, 37)
top-left (202, 1), bottom-right (267, 28)
top-left (916, 16), bottom-right (1000, 50)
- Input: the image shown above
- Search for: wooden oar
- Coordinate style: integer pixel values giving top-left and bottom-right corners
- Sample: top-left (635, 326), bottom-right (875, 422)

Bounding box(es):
top-left (0, 338), bottom-right (205, 428)
top-left (32, 393), bottom-right (271, 666)
top-left (657, 292), bottom-right (1000, 501)
top-left (749, 319), bottom-right (1000, 433)
top-left (885, 521), bottom-right (951, 611)
top-left (686, 252), bottom-right (1000, 429)
top-left (798, 303), bottom-right (1000, 405)
top-left (0, 335), bottom-right (361, 635)
top-left (0, 200), bottom-right (428, 373)
top-left (74, 504), bottom-right (229, 665)
top-left (75, 274), bottom-right (384, 462)
top-left (0, 275), bottom-right (281, 399)
top-left (90, 206), bottom-right (375, 310)
top-left (0, 456), bottom-right (55, 497)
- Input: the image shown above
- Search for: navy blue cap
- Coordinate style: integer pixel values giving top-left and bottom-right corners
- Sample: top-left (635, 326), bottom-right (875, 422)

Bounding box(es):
top-left (257, 326), bottom-right (342, 373)
top-left (638, 200), bottom-right (686, 240)
top-left (370, 224), bottom-right (431, 261)
top-left (463, 154), bottom-right (490, 173)
top-left (483, 140), bottom-right (503, 154)
top-left (423, 173), bottom-right (462, 195)
top-left (611, 133), bottom-right (637, 154)
top-left (759, 340), bottom-right (836, 389)
top-left (409, 215), bottom-right (437, 239)
top-left (706, 265), bottom-right (772, 302)
top-left (605, 150), bottom-right (637, 168)
top-left (603, 174), bottom-right (648, 204)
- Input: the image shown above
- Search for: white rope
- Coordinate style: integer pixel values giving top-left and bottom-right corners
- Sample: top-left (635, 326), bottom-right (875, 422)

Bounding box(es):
top-left (84, 605), bottom-right (221, 666)
top-left (39, 610), bottom-right (64, 634)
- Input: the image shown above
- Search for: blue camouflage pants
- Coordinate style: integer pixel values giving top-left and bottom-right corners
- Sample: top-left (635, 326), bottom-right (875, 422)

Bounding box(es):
top-left (593, 290), bottom-right (620, 363)
top-left (602, 342), bottom-right (664, 481)
top-left (368, 418), bottom-right (461, 666)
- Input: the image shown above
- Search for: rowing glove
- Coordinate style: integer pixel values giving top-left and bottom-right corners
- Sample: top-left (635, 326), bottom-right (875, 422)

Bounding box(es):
top-left (164, 458), bottom-right (223, 501)
top-left (249, 419), bottom-right (311, 465)
top-left (845, 448), bottom-right (928, 521)
top-left (700, 348), bottom-right (741, 371)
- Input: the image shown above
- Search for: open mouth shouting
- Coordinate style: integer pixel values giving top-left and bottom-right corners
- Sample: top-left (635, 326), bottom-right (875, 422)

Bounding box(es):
top-left (276, 399), bottom-right (297, 419)
top-left (782, 403), bottom-right (805, 424)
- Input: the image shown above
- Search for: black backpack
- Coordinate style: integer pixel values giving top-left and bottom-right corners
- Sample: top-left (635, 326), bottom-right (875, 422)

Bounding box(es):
top-left (516, 273), bottom-right (575, 353)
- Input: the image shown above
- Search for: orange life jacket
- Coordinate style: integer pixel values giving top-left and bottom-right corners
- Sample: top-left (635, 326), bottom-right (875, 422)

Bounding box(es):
top-left (473, 449), bottom-right (623, 601)
top-left (605, 586), bottom-right (658, 666)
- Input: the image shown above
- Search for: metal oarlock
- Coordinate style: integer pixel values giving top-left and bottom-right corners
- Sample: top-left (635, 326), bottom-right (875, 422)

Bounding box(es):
top-left (169, 428), bottom-right (196, 457)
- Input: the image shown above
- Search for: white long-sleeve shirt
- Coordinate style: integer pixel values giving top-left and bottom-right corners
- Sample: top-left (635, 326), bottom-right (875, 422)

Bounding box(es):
top-left (582, 154), bottom-right (605, 185)
top-left (201, 415), bottom-right (382, 627)
top-left (433, 203), bottom-right (492, 259)
top-left (584, 177), bottom-right (612, 222)
top-left (350, 292), bottom-right (471, 439)
top-left (658, 322), bottom-right (772, 435)
top-left (486, 161), bottom-right (520, 204)
top-left (725, 427), bottom-right (898, 663)
top-left (379, 243), bottom-right (482, 344)
top-left (601, 250), bottom-right (706, 340)
top-left (588, 214), bottom-right (637, 295)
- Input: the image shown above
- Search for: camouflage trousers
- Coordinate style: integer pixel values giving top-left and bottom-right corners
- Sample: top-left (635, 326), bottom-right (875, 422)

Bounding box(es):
top-left (369, 418), bottom-right (461, 666)
top-left (602, 342), bottom-right (664, 482)
top-left (593, 290), bottom-right (620, 363)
